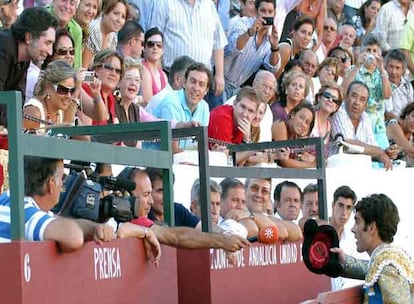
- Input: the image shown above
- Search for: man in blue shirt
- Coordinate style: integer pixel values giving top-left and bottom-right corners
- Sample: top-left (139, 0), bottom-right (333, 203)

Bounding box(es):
top-left (150, 62), bottom-right (211, 151)
top-left (0, 157), bottom-right (114, 251)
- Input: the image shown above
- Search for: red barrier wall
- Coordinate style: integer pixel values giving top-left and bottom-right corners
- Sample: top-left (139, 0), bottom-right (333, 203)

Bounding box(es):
top-left (177, 241), bottom-right (331, 304)
top-left (0, 239), bottom-right (178, 304)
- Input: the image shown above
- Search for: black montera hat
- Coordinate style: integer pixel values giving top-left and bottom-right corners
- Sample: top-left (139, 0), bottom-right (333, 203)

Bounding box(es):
top-left (302, 219), bottom-right (343, 278)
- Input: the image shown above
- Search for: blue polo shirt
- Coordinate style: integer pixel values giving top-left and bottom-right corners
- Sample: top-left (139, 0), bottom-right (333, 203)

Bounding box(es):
top-left (152, 89), bottom-right (210, 149)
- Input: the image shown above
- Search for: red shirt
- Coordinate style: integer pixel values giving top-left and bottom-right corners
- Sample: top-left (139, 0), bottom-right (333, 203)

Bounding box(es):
top-left (82, 83), bottom-right (116, 125)
top-left (208, 105), bottom-right (243, 144)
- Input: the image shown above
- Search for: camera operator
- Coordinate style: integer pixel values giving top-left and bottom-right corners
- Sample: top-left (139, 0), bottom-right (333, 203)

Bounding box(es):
top-left (0, 156), bottom-right (114, 251)
top-left (93, 163), bottom-right (161, 267)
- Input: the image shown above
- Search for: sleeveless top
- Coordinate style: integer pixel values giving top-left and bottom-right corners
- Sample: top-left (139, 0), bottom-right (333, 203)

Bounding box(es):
top-left (24, 97), bottom-right (63, 135)
top-left (143, 61), bottom-right (167, 95)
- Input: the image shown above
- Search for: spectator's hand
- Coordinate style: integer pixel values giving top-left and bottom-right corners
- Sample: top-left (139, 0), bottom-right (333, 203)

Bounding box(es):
top-left (375, 53), bottom-right (385, 72)
top-left (93, 224), bottom-right (115, 245)
top-left (300, 151), bottom-right (315, 162)
top-left (238, 118), bottom-right (251, 142)
top-left (143, 228), bottom-right (161, 268)
top-left (269, 25), bottom-right (279, 48)
top-left (225, 209), bottom-right (251, 221)
top-left (330, 247), bottom-right (346, 266)
top-left (214, 73), bottom-right (225, 96)
top-left (210, 143), bottom-right (229, 155)
top-left (226, 250), bottom-right (238, 265)
top-left (273, 147), bottom-right (290, 161)
top-left (89, 77), bottom-right (103, 101)
top-left (386, 144), bottom-right (400, 160)
top-left (221, 234), bottom-right (250, 252)
top-left (76, 68), bottom-right (87, 91)
top-left (176, 121), bottom-right (201, 128)
top-left (250, 17), bottom-right (264, 35)
top-left (378, 151), bottom-right (393, 171)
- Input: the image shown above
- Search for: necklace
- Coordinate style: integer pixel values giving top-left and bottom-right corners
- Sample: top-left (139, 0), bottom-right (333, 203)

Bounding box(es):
top-left (43, 98), bottom-right (60, 124)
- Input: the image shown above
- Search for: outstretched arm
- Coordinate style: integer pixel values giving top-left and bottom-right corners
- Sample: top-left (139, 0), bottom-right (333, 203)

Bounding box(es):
top-left (152, 225), bottom-right (250, 252)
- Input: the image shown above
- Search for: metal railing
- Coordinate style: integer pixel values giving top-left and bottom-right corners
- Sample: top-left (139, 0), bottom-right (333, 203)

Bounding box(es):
top-left (1, 91), bottom-right (174, 239)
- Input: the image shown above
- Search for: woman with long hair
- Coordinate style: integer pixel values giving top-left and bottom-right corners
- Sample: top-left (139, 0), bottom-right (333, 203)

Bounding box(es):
top-left (351, 0), bottom-right (381, 46)
top-left (272, 103), bottom-right (316, 168)
top-left (82, 0), bottom-right (128, 67)
top-left (275, 16), bottom-right (315, 78)
top-left (141, 27), bottom-right (168, 105)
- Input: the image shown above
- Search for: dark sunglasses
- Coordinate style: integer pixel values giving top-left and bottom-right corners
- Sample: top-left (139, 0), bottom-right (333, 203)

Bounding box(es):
top-left (322, 91), bottom-right (339, 104)
top-left (53, 84), bottom-right (76, 95)
top-left (146, 41), bottom-right (163, 48)
top-left (98, 63), bottom-right (122, 75)
top-left (55, 48), bottom-right (75, 56)
top-left (323, 25), bottom-right (336, 32)
top-left (333, 55), bottom-right (350, 63)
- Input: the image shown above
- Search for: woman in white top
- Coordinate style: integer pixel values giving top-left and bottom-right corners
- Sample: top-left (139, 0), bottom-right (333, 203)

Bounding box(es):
top-left (23, 61), bottom-right (77, 134)
top-left (82, 0), bottom-right (128, 68)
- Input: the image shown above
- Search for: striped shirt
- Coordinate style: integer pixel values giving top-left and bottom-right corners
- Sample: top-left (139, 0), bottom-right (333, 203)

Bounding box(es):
top-left (385, 76), bottom-right (414, 118)
top-left (86, 17), bottom-right (118, 56)
top-left (330, 104), bottom-right (378, 152)
top-left (0, 192), bottom-right (55, 243)
top-left (148, 0), bottom-right (227, 70)
top-left (373, 0), bottom-right (414, 51)
top-left (224, 17), bottom-right (280, 90)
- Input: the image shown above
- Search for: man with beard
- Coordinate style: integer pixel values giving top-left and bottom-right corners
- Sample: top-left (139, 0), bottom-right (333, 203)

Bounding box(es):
top-left (0, 7), bottom-right (57, 126)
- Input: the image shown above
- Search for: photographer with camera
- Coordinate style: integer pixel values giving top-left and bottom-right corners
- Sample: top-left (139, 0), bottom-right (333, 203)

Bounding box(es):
top-left (0, 157), bottom-right (114, 251)
top-left (224, 0), bottom-right (280, 99)
top-left (341, 33), bottom-right (392, 152)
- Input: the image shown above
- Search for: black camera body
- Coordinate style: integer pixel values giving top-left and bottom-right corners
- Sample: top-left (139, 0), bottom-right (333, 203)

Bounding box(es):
top-left (263, 17), bottom-right (274, 26)
top-left (53, 171), bottom-right (138, 223)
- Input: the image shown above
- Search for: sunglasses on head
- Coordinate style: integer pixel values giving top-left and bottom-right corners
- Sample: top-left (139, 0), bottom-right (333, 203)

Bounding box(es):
top-left (146, 41), bottom-right (163, 48)
top-left (98, 63), bottom-right (122, 75)
top-left (55, 48), bottom-right (75, 56)
top-left (322, 91), bottom-right (339, 104)
top-left (53, 84), bottom-right (76, 95)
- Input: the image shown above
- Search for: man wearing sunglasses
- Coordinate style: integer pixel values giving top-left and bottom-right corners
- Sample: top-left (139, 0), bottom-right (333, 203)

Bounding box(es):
top-left (316, 17), bottom-right (338, 62)
top-left (0, 7), bottom-right (58, 127)
top-left (0, 0), bottom-right (18, 30)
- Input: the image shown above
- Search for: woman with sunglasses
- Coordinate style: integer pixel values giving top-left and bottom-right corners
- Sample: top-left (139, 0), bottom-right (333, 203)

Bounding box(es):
top-left (327, 46), bottom-right (353, 82)
top-left (310, 81), bottom-right (342, 146)
top-left (141, 27), bottom-right (168, 106)
top-left (272, 103), bottom-right (316, 168)
top-left (271, 71), bottom-right (311, 122)
top-left (82, 48), bottom-right (123, 125)
top-left (23, 61), bottom-right (77, 134)
top-left (82, 0), bottom-right (128, 68)
top-left (275, 16), bottom-right (315, 78)
top-left (386, 102), bottom-right (414, 167)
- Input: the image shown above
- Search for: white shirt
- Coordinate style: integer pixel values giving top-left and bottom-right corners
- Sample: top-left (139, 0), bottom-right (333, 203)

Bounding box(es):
top-left (148, 0), bottom-right (227, 70)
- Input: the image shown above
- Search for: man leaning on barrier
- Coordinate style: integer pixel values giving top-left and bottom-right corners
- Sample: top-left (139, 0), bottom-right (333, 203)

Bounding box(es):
top-left (117, 167), bottom-right (250, 253)
top-left (0, 157), bottom-right (161, 267)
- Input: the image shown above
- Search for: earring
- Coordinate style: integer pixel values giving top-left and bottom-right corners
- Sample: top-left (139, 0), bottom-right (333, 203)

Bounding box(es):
top-left (113, 89), bottom-right (121, 100)
top-left (45, 94), bottom-right (51, 101)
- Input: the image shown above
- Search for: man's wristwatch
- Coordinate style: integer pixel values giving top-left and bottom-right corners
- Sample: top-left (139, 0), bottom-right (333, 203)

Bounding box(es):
top-left (271, 46), bottom-right (279, 52)
top-left (247, 28), bottom-right (254, 37)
